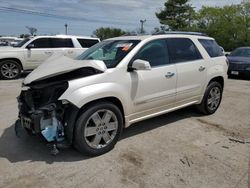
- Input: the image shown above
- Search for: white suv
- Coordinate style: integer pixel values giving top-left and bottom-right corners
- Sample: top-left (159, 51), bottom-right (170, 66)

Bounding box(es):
top-left (16, 32), bottom-right (228, 156)
top-left (0, 35), bottom-right (100, 79)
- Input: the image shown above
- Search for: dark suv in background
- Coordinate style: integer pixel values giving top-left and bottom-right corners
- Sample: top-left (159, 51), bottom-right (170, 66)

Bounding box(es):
top-left (227, 47), bottom-right (250, 77)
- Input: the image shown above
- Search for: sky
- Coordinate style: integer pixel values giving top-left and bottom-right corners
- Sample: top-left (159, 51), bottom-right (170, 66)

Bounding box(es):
top-left (0, 0), bottom-right (244, 37)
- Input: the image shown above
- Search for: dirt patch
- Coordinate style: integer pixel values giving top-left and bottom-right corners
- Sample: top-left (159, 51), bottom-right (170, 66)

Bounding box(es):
top-left (119, 149), bottom-right (147, 187)
top-left (2, 174), bottom-right (47, 188)
top-left (196, 118), bottom-right (242, 138)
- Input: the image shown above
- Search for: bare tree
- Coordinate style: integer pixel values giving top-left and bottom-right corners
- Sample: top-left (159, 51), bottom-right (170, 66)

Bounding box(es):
top-left (26, 26), bottom-right (37, 36)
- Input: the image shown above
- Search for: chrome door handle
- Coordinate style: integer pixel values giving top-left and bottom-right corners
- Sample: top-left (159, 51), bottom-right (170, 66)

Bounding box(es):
top-left (165, 72), bottom-right (175, 78)
top-left (199, 66), bottom-right (206, 72)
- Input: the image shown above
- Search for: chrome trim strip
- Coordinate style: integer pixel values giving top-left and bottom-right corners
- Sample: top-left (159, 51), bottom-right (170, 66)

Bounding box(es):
top-left (134, 92), bottom-right (176, 105)
top-left (128, 101), bottom-right (198, 126)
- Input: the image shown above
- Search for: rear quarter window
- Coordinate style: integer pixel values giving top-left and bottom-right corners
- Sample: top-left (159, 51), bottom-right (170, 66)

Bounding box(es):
top-left (51, 38), bottom-right (74, 48)
top-left (198, 39), bottom-right (224, 57)
top-left (77, 39), bottom-right (99, 48)
top-left (166, 38), bottom-right (203, 63)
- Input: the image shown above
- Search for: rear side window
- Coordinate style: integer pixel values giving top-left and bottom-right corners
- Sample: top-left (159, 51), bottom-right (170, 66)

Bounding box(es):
top-left (30, 38), bottom-right (51, 48)
top-left (77, 39), bottom-right (99, 48)
top-left (166, 38), bottom-right (202, 63)
top-left (51, 38), bottom-right (74, 48)
top-left (198, 39), bottom-right (223, 57)
top-left (135, 39), bottom-right (169, 67)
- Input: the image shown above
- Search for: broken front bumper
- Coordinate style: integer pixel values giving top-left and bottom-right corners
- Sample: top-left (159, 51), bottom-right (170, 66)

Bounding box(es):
top-left (17, 101), bottom-right (65, 142)
top-left (16, 83), bottom-right (79, 144)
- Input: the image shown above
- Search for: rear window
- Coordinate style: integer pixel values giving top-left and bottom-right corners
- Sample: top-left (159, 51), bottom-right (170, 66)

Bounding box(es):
top-left (51, 38), bottom-right (74, 48)
top-left (166, 38), bottom-right (203, 63)
top-left (199, 39), bottom-right (224, 57)
top-left (77, 38), bottom-right (99, 48)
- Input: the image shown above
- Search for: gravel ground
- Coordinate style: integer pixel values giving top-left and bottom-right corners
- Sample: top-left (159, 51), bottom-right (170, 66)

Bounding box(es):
top-left (0, 77), bottom-right (249, 188)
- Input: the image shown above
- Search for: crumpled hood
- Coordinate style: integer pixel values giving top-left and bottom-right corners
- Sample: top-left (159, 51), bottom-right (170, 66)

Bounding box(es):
top-left (24, 55), bottom-right (107, 85)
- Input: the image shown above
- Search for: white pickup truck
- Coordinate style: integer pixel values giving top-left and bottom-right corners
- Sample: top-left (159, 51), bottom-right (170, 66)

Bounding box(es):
top-left (0, 35), bottom-right (100, 79)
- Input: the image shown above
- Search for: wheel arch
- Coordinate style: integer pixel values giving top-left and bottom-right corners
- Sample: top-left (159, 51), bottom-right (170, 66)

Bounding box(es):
top-left (65, 97), bottom-right (126, 145)
top-left (76, 97), bottom-right (125, 125)
top-left (208, 76), bottom-right (224, 89)
top-left (0, 58), bottom-right (23, 70)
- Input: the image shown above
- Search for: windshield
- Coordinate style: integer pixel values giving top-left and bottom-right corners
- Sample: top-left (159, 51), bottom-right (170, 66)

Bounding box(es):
top-left (230, 48), bottom-right (250, 58)
top-left (14, 38), bottom-right (30, 47)
top-left (76, 40), bottom-right (140, 68)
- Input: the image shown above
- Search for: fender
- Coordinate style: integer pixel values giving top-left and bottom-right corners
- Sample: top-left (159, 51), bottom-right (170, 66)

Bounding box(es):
top-left (59, 82), bottom-right (130, 116)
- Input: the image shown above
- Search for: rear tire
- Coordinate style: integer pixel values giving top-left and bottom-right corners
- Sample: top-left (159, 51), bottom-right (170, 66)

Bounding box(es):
top-left (0, 60), bottom-right (22, 80)
top-left (196, 82), bottom-right (223, 115)
top-left (74, 101), bottom-right (123, 156)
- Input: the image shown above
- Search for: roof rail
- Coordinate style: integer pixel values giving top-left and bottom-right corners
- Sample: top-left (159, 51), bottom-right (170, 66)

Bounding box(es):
top-left (152, 31), bottom-right (207, 36)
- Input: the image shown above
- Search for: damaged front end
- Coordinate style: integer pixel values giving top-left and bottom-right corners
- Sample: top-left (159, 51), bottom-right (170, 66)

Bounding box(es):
top-left (16, 78), bottom-right (80, 154)
top-left (18, 81), bottom-right (67, 138)
top-left (16, 57), bottom-right (107, 154)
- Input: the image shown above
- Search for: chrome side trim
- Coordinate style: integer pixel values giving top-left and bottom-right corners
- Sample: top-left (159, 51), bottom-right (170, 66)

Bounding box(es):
top-left (126, 101), bottom-right (198, 127)
top-left (134, 92), bottom-right (176, 105)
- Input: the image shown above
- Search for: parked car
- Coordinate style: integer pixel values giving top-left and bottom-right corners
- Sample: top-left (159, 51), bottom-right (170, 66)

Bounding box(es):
top-left (16, 32), bottom-right (228, 156)
top-left (0, 35), bottom-right (100, 79)
top-left (10, 38), bottom-right (24, 47)
top-left (227, 47), bottom-right (250, 77)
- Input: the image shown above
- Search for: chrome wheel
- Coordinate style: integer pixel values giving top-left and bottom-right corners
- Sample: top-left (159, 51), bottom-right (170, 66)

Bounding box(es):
top-left (1, 61), bottom-right (20, 79)
top-left (84, 109), bottom-right (118, 149)
top-left (207, 87), bottom-right (221, 111)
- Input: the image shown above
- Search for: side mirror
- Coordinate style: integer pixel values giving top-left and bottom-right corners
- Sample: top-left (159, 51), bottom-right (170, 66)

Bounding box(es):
top-left (26, 43), bottom-right (34, 50)
top-left (131, 59), bottom-right (151, 71)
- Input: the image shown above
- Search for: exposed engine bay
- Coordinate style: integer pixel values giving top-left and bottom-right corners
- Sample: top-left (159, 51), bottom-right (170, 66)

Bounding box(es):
top-left (16, 66), bottom-right (103, 155)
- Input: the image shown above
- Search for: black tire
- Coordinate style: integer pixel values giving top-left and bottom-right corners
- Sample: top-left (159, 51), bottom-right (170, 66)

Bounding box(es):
top-left (74, 101), bottom-right (123, 156)
top-left (196, 82), bottom-right (223, 115)
top-left (0, 60), bottom-right (22, 80)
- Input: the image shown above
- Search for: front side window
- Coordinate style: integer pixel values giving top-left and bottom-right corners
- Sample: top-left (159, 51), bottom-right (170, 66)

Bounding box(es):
top-left (51, 38), bottom-right (74, 48)
top-left (76, 40), bottom-right (140, 68)
top-left (29, 38), bottom-right (51, 48)
top-left (77, 39), bottom-right (99, 48)
top-left (135, 39), bottom-right (169, 67)
top-left (230, 48), bottom-right (250, 57)
top-left (167, 38), bottom-right (202, 63)
top-left (199, 39), bottom-right (224, 57)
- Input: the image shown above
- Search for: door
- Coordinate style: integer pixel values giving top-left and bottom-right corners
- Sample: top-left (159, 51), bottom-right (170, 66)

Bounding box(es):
top-left (24, 38), bottom-right (54, 69)
top-left (166, 38), bottom-right (207, 105)
top-left (130, 39), bottom-right (177, 121)
top-left (50, 38), bottom-right (75, 58)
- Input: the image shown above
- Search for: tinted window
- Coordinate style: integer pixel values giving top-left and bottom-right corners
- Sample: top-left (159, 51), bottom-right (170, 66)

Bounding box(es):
top-left (30, 38), bottom-right (51, 48)
top-left (167, 38), bottom-right (202, 63)
top-left (77, 39), bottom-right (99, 48)
top-left (51, 38), bottom-right (73, 48)
top-left (135, 39), bottom-right (169, 67)
top-left (230, 48), bottom-right (250, 57)
top-left (199, 39), bottom-right (224, 57)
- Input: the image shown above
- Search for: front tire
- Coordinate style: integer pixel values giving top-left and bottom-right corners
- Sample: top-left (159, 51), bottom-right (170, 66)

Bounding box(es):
top-left (74, 101), bottom-right (123, 156)
top-left (196, 82), bottom-right (223, 115)
top-left (0, 60), bottom-right (22, 80)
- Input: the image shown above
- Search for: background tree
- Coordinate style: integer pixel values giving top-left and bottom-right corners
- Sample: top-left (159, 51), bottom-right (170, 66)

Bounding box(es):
top-left (92, 27), bottom-right (126, 40)
top-left (20, 34), bottom-right (30, 38)
top-left (156, 0), bottom-right (195, 31)
top-left (25, 26), bottom-right (37, 36)
top-left (194, 2), bottom-right (250, 51)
